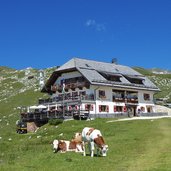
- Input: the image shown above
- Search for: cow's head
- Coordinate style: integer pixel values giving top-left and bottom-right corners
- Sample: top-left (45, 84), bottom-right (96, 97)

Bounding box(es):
top-left (58, 140), bottom-right (66, 151)
top-left (72, 132), bottom-right (82, 143)
top-left (94, 135), bottom-right (108, 157)
top-left (100, 144), bottom-right (108, 157)
top-left (52, 140), bottom-right (59, 153)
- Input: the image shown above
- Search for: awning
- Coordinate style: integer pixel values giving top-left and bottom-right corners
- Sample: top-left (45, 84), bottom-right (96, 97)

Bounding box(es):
top-left (29, 105), bottom-right (39, 109)
top-left (29, 105), bottom-right (47, 109)
top-left (37, 105), bottom-right (47, 109)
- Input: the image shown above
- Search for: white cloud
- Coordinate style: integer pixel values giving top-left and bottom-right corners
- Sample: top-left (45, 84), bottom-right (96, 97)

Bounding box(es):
top-left (85, 19), bottom-right (106, 31)
top-left (96, 24), bottom-right (106, 31)
top-left (86, 19), bottom-right (96, 27)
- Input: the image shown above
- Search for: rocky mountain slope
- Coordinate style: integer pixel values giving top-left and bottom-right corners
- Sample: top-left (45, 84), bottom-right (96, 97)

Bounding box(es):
top-left (0, 66), bottom-right (56, 132)
top-left (133, 67), bottom-right (171, 103)
top-left (0, 66), bottom-right (56, 102)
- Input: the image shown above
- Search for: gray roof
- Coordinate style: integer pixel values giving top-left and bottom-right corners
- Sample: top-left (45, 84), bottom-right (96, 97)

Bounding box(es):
top-left (56, 57), bottom-right (159, 91)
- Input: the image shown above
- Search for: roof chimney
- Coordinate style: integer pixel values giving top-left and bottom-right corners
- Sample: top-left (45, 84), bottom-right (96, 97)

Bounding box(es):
top-left (111, 58), bottom-right (118, 64)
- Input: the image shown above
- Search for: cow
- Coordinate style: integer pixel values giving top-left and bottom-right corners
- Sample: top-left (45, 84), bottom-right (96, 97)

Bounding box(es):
top-left (52, 139), bottom-right (83, 153)
top-left (74, 127), bottom-right (108, 157)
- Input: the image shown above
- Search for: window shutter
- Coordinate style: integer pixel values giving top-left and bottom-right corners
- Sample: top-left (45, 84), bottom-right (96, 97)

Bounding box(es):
top-left (91, 105), bottom-right (94, 111)
top-left (114, 106), bottom-right (117, 112)
top-left (123, 106), bottom-right (127, 112)
top-left (85, 104), bottom-right (88, 110)
top-left (69, 106), bottom-right (72, 111)
top-left (99, 105), bottom-right (101, 112)
top-left (107, 106), bottom-right (109, 112)
top-left (75, 105), bottom-right (78, 110)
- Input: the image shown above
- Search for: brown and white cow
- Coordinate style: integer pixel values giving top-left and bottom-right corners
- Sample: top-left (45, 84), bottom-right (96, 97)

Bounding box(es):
top-left (52, 139), bottom-right (83, 153)
top-left (74, 127), bottom-right (108, 157)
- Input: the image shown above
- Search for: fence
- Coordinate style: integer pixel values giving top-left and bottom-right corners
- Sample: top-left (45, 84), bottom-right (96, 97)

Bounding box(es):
top-left (90, 112), bottom-right (168, 118)
top-left (20, 109), bottom-right (89, 122)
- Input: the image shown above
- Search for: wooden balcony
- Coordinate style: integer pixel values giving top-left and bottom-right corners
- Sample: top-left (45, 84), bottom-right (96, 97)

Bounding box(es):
top-left (51, 81), bottom-right (90, 93)
top-left (113, 97), bottom-right (125, 102)
top-left (51, 85), bottom-right (63, 92)
top-left (65, 81), bottom-right (90, 90)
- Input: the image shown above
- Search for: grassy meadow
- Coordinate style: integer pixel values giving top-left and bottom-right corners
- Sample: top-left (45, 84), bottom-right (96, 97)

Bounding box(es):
top-left (0, 117), bottom-right (171, 171)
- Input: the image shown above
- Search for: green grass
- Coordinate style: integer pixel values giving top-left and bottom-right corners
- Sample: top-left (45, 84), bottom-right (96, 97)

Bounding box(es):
top-left (133, 67), bottom-right (171, 103)
top-left (0, 118), bottom-right (171, 171)
top-left (132, 67), bottom-right (154, 76)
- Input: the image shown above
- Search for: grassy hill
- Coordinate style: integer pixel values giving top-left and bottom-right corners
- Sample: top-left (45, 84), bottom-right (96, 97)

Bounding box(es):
top-left (1, 117), bottom-right (171, 171)
top-left (0, 66), bottom-right (171, 170)
top-left (133, 67), bottom-right (171, 103)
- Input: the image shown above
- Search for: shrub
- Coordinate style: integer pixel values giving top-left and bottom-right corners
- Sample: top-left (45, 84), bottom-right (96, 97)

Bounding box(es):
top-left (48, 119), bottom-right (63, 125)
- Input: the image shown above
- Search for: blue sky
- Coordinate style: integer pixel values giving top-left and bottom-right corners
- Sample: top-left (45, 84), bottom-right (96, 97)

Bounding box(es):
top-left (0, 0), bottom-right (171, 70)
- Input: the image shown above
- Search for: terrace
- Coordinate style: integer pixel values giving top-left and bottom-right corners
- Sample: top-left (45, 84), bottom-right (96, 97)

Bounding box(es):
top-left (20, 105), bottom-right (89, 122)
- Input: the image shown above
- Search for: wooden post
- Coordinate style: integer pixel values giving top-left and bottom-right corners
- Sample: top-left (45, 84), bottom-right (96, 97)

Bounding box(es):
top-left (62, 93), bottom-right (65, 118)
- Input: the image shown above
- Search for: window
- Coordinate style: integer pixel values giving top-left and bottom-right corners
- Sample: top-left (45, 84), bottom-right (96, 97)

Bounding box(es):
top-left (85, 104), bottom-right (94, 111)
top-left (144, 93), bottom-right (150, 101)
top-left (140, 107), bottom-right (145, 112)
top-left (99, 90), bottom-right (106, 98)
top-left (147, 106), bottom-right (152, 113)
top-left (99, 105), bottom-right (109, 112)
top-left (114, 106), bottom-right (123, 112)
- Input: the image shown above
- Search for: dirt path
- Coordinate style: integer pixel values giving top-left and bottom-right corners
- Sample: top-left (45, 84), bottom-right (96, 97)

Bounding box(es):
top-left (106, 115), bottom-right (171, 123)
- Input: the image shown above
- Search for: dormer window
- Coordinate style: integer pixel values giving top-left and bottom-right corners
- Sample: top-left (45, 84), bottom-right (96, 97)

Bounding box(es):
top-left (124, 75), bottom-right (144, 85)
top-left (98, 71), bottom-right (121, 82)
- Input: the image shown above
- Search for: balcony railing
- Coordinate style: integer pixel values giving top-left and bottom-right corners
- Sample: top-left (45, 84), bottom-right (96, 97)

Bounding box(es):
top-left (126, 97), bottom-right (138, 103)
top-left (113, 95), bottom-right (138, 103)
top-left (113, 97), bottom-right (125, 102)
top-left (51, 81), bottom-right (90, 92)
top-left (38, 94), bottom-right (95, 105)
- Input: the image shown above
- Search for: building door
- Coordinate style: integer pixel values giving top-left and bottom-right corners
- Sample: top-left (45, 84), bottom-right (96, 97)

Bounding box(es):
top-left (127, 105), bottom-right (137, 117)
top-left (133, 106), bottom-right (137, 116)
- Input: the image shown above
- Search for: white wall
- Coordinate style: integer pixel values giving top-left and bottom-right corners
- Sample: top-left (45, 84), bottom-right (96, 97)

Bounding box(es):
top-left (51, 76), bottom-right (156, 114)
top-left (54, 71), bottom-right (82, 85)
top-left (92, 86), bottom-right (156, 114)
top-left (138, 90), bottom-right (154, 104)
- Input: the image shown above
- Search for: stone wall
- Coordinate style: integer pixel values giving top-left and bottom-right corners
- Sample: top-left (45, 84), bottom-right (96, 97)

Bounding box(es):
top-left (155, 105), bottom-right (171, 115)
